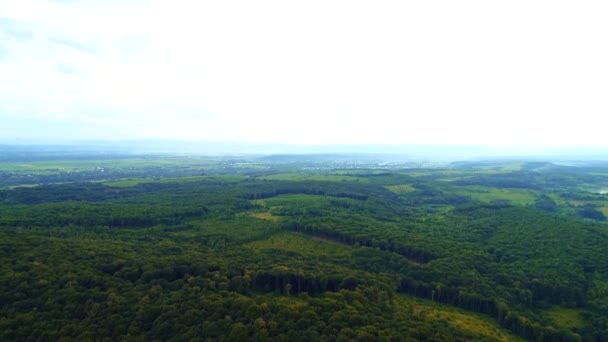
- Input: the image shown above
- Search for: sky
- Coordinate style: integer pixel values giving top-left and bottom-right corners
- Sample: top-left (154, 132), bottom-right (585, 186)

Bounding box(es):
top-left (1, 0), bottom-right (607, 146)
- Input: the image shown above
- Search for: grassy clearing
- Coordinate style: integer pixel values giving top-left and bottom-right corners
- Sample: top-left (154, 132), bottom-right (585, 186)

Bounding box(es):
top-left (7, 184), bottom-right (40, 189)
top-left (468, 163), bottom-right (523, 172)
top-left (255, 194), bottom-right (334, 207)
top-left (185, 217), bottom-right (278, 243)
top-left (250, 212), bottom-right (281, 222)
top-left (497, 163), bottom-right (524, 171)
top-left (0, 159), bottom-right (173, 173)
top-left (436, 176), bottom-right (474, 182)
top-left (250, 293), bottom-right (521, 341)
top-left (104, 175), bottom-right (247, 187)
top-left (332, 170), bottom-right (387, 175)
top-left (543, 307), bottom-right (585, 330)
top-left (395, 295), bottom-right (523, 341)
top-left (399, 169), bottom-right (513, 179)
top-left (385, 184), bottom-right (416, 194)
top-left (257, 173), bottom-right (367, 183)
top-left (243, 232), bottom-right (352, 257)
top-left (0, 157), bottom-right (224, 175)
top-left (547, 193), bottom-right (567, 205)
top-left (102, 179), bottom-right (152, 187)
top-left (453, 186), bottom-right (538, 205)
top-left (545, 193), bottom-right (608, 208)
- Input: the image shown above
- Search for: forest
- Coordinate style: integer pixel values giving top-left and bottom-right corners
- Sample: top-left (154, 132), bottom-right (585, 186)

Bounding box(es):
top-left (1, 153), bottom-right (608, 341)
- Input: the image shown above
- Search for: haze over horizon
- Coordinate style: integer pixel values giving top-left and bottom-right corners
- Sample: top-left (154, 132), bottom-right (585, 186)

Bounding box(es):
top-left (1, 1), bottom-right (607, 147)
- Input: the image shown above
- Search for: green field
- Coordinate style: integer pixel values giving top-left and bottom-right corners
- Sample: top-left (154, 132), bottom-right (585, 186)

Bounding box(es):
top-left (257, 173), bottom-right (367, 182)
top-left (244, 232), bottom-right (352, 257)
top-left (385, 184), bottom-right (416, 194)
top-left (395, 296), bottom-right (522, 342)
top-left (0, 157), bottom-right (214, 173)
top-left (543, 307), bottom-right (585, 330)
top-left (253, 194), bottom-right (337, 207)
top-left (453, 185), bottom-right (538, 205)
top-left (184, 216), bottom-right (279, 243)
top-left (249, 211), bottom-right (282, 222)
top-left (103, 175), bottom-right (248, 187)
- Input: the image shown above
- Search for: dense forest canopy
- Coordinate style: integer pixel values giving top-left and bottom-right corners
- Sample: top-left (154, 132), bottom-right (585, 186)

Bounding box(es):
top-left (1, 153), bottom-right (608, 341)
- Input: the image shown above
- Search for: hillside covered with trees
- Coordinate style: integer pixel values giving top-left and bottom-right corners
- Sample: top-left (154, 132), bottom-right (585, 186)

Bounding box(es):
top-left (1, 155), bottom-right (608, 341)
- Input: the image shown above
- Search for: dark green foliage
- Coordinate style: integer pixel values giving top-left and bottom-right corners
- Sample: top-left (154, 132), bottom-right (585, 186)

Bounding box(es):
top-left (1, 157), bottom-right (608, 340)
top-left (534, 194), bottom-right (558, 212)
top-left (577, 205), bottom-right (606, 221)
top-left (452, 173), bottom-right (541, 189)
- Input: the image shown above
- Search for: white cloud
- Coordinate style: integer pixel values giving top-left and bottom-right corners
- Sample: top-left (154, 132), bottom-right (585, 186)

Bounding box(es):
top-left (0, 0), bottom-right (607, 145)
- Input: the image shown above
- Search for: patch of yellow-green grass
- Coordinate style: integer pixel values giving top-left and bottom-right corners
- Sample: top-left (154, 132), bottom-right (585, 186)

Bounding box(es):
top-left (454, 186), bottom-right (538, 205)
top-left (543, 307), bottom-right (585, 330)
top-left (250, 211), bottom-right (281, 222)
top-left (0, 162), bottom-right (85, 174)
top-left (104, 175), bottom-right (247, 187)
top-left (436, 170), bottom-right (475, 175)
top-left (566, 200), bottom-right (586, 207)
top-left (400, 172), bottom-right (428, 177)
top-left (385, 184), bottom-right (416, 194)
top-left (466, 163), bottom-right (523, 172)
top-left (243, 232), bottom-right (352, 257)
top-left (547, 193), bottom-right (566, 205)
top-left (498, 163), bottom-right (523, 171)
top-left (258, 173), bottom-right (368, 183)
top-left (545, 193), bottom-right (606, 208)
top-left (436, 176), bottom-right (474, 182)
top-left (252, 293), bottom-right (520, 341)
top-left (332, 169), bottom-right (386, 175)
top-left (251, 199), bottom-right (268, 207)
top-left (257, 194), bottom-right (335, 207)
top-left (7, 184), bottom-right (40, 189)
top-left (0, 157), bottom-right (223, 175)
top-left (185, 216), bottom-right (278, 242)
top-left (0, 159), bottom-right (163, 173)
top-left (103, 179), bottom-right (151, 187)
top-left (395, 295), bottom-right (523, 341)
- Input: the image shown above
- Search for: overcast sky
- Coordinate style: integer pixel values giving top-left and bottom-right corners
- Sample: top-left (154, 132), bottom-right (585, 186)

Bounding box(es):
top-left (1, 0), bottom-right (607, 146)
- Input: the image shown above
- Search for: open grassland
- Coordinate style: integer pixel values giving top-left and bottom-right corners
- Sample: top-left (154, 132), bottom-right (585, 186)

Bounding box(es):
top-left (7, 184), bottom-right (40, 189)
top-left (0, 157), bottom-right (218, 173)
top-left (542, 307), bottom-right (585, 330)
top-left (401, 168), bottom-right (517, 179)
top-left (548, 193), bottom-right (567, 205)
top-left (249, 211), bottom-right (282, 222)
top-left (253, 194), bottom-right (335, 207)
top-left (400, 171), bottom-right (460, 177)
top-left (184, 217), bottom-right (279, 243)
top-left (103, 175), bottom-right (247, 187)
top-left (548, 193), bottom-right (608, 209)
top-left (473, 162), bottom-right (523, 172)
top-left (453, 186), bottom-right (538, 205)
top-left (248, 293), bottom-right (523, 341)
top-left (332, 170), bottom-right (388, 175)
top-left (243, 232), bottom-right (352, 257)
top-left (395, 295), bottom-right (523, 342)
top-left (257, 173), bottom-right (368, 182)
top-left (385, 184), bottom-right (416, 194)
